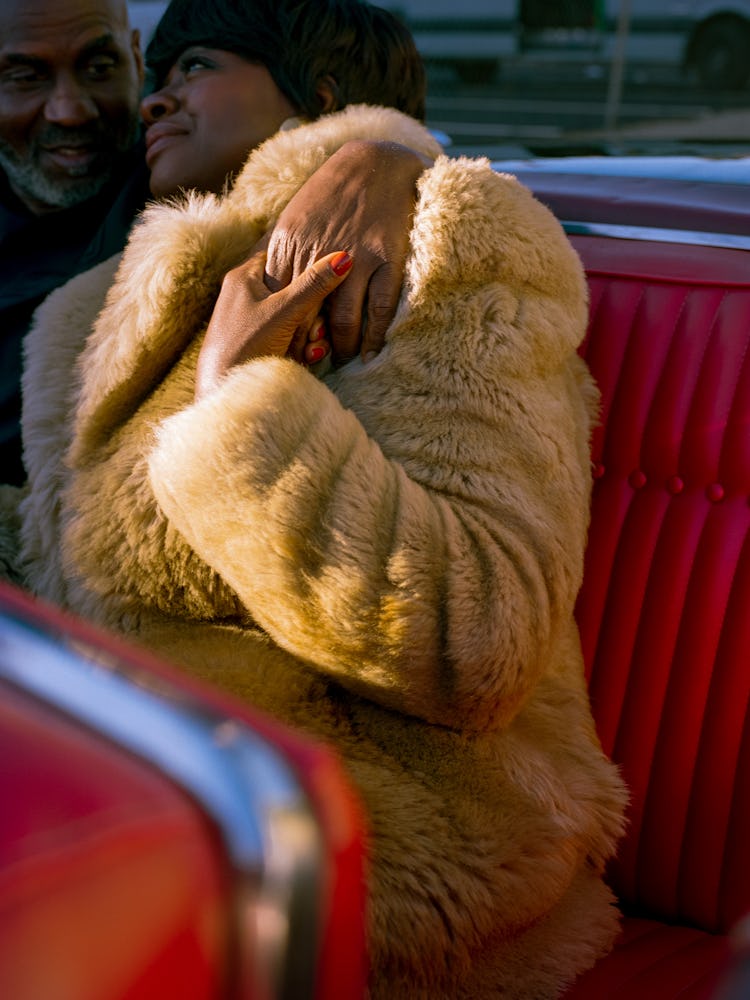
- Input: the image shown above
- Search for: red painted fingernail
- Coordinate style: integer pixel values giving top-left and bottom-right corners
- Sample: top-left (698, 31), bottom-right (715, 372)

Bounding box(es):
top-left (311, 323), bottom-right (325, 342)
top-left (331, 251), bottom-right (352, 276)
top-left (309, 345), bottom-right (327, 363)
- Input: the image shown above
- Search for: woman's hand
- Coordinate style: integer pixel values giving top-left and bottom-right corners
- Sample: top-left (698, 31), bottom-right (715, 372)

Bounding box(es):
top-left (195, 248), bottom-right (353, 401)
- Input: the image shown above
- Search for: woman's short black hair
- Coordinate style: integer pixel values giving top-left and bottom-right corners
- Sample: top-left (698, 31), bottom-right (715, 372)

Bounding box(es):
top-left (145, 0), bottom-right (426, 121)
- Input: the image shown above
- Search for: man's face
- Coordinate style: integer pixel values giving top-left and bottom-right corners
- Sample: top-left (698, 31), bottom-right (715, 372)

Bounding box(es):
top-left (0, 0), bottom-right (144, 214)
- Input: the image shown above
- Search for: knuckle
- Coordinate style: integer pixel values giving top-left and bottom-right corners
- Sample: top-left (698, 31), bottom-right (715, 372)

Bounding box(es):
top-left (222, 265), bottom-right (246, 288)
top-left (303, 267), bottom-right (333, 295)
top-left (332, 320), bottom-right (358, 340)
top-left (368, 301), bottom-right (396, 324)
top-left (265, 231), bottom-right (293, 277)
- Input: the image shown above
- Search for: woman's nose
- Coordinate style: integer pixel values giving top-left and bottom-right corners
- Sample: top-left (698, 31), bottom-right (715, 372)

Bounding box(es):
top-left (140, 87), bottom-right (179, 124)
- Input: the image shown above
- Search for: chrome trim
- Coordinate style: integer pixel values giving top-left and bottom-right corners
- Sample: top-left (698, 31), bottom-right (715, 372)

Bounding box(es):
top-left (0, 610), bottom-right (325, 1000)
top-left (490, 155), bottom-right (750, 184)
top-left (562, 220), bottom-right (750, 251)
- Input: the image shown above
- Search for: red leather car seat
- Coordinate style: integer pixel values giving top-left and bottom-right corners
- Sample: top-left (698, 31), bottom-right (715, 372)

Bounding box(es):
top-left (564, 234), bottom-right (750, 998)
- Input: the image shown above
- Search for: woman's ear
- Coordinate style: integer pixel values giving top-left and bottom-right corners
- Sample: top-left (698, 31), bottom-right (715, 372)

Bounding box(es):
top-left (316, 75), bottom-right (339, 113)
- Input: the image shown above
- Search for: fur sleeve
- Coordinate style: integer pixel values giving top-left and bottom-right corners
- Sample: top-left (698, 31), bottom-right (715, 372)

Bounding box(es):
top-left (20, 255), bottom-right (122, 603)
top-left (148, 159), bottom-right (596, 733)
top-left (71, 106), bottom-right (441, 459)
top-left (0, 484), bottom-right (27, 586)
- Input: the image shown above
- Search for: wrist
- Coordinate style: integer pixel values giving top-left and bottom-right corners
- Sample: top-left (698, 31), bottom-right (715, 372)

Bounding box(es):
top-left (337, 138), bottom-right (432, 174)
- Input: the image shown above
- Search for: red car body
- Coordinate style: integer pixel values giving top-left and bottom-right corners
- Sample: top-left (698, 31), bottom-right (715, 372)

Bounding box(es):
top-left (0, 582), bottom-right (368, 1000)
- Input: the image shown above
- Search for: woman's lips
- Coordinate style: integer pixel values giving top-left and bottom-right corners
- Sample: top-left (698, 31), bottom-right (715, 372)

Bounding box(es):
top-left (145, 125), bottom-right (187, 167)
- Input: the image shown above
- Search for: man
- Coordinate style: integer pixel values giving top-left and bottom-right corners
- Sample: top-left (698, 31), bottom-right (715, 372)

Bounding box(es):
top-left (0, 0), bottom-right (148, 485)
top-left (0, 0), bottom-right (428, 488)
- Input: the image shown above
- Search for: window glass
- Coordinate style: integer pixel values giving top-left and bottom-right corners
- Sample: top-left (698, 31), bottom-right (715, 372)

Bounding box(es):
top-left (382, 0), bottom-right (750, 177)
top-left (129, 2), bottom-right (750, 178)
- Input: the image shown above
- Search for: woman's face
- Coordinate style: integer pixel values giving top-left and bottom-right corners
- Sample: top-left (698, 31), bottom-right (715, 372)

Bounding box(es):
top-left (141, 47), bottom-right (297, 198)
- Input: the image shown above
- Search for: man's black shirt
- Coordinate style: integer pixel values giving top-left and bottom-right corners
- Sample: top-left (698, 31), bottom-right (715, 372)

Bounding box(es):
top-left (0, 141), bottom-right (150, 484)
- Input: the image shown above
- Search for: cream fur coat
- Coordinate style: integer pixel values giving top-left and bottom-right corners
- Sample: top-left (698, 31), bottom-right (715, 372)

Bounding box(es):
top-left (14, 106), bottom-right (627, 998)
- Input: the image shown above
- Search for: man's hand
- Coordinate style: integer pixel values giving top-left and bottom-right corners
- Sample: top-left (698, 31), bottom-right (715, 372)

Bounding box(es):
top-left (195, 249), bottom-right (353, 401)
top-left (265, 139), bottom-right (429, 364)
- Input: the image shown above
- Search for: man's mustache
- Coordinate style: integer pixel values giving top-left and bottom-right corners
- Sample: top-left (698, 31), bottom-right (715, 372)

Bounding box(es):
top-left (34, 124), bottom-right (109, 151)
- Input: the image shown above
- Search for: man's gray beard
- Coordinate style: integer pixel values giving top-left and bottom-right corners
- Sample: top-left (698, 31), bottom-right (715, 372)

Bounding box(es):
top-left (0, 122), bottom-right (140, 211)
top-left (0, 148), bottom-right (109, 208)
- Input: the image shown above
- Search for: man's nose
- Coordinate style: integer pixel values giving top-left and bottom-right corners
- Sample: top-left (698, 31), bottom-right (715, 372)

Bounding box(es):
top-left (44, 74), bottom-right (98, 127)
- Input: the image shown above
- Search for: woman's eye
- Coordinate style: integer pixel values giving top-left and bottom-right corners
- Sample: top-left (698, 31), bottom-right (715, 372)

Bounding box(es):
top-left (180, 55), bottom-right (213, 75)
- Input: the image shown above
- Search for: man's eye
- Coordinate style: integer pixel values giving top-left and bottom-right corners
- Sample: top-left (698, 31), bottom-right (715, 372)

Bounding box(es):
top-left (86, 55), bottom-right (119, 80)
top-left (1, 67), bottom-right (46, 87)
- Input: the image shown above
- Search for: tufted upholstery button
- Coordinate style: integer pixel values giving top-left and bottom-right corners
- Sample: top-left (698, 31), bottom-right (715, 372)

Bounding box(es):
top-left (706, 483), bottom-right (725, 503)
top-left (592, 462), bottom-right (605, 480)
top-left (628, 469), bottom-right (647, 489)
top-left (667, 476), bottom-right (684, 495)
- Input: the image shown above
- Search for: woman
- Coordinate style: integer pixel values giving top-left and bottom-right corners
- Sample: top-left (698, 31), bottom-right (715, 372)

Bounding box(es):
top-left (14, 0), bottom-right (628, 996)
top-left (141, 0), bottom-right (430, 366)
